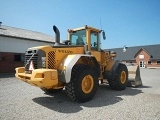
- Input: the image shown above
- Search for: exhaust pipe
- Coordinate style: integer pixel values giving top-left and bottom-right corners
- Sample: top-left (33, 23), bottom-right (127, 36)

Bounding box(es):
top-left (53, 25), bottom-right (60, 46)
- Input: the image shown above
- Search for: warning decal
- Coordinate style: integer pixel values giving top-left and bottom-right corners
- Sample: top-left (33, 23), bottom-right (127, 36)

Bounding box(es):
top-left (29, 61), bottom-right (34, 71)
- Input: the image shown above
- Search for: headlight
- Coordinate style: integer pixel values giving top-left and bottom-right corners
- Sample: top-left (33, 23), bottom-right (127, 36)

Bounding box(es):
top-left (41, 57), bottom-right (46, 68)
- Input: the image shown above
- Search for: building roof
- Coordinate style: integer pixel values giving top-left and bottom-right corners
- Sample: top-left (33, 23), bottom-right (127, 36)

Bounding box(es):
top-left (0, 25), bottom-right (55, 43)
top-left (105, 44), bottom-right (160, 61)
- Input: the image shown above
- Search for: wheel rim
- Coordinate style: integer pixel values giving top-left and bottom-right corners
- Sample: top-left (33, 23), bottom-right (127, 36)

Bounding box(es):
top-left (82, 75), bottom-right (94, 94)
top-left (120, 71), bottom-right (126, 84)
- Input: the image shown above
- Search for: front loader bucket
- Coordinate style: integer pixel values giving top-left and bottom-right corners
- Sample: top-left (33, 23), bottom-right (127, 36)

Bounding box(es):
top-left (127, 65), bottom-right (142, 87)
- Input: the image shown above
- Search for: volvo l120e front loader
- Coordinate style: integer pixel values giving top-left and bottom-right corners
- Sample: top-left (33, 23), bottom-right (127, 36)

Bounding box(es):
top-left (15, 25), bottom-right (139, 102)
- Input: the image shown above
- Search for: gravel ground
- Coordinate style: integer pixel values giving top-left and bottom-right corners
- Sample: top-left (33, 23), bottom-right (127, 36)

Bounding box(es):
top-left (0, 68), bottom-right (160, 120)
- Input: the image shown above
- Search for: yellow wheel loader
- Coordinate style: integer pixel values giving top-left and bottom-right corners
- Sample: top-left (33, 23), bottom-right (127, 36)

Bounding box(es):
top-left (15, 25), bottom-right (129, 102)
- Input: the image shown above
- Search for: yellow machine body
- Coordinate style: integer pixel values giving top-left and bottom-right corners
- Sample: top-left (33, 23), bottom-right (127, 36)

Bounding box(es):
top-left (15, 26), bottom-right (113, 89)
top-left (16, 45), bottom-right (85, 89)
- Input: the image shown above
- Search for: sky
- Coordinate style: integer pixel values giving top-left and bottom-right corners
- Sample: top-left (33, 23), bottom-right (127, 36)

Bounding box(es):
top-left (0, 0), bottom-right (160, 49)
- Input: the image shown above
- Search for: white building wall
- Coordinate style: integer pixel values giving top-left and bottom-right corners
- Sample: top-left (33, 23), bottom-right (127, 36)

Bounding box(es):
top-left (0, 36), bottom-right (53, 53)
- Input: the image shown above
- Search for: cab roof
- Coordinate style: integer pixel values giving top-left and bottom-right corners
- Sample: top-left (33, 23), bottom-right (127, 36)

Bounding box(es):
top-left (71, 25), bottom-right (101, 32)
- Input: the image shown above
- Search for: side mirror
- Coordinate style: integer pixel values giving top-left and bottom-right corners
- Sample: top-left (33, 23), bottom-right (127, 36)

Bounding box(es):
top-left (102, 30), bottom-right (106, 40)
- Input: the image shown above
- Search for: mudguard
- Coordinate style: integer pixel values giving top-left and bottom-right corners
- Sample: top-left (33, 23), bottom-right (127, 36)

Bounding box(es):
top-left (103, 60), bottom-right (120, 80)
top-left (58, 54), bottom-right (100, 83)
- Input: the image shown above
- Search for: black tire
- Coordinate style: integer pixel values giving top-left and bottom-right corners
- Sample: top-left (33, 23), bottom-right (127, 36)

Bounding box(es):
top-left (65, 64), bottom-right (98, 102)
top-left (108, 63), bottom-right (128, 90)
top-left (41, 88), bottom-right (63, 94)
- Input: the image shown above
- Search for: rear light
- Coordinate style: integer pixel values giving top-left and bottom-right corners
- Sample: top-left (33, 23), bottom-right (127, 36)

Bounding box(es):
top-left (41, 57), bottom-right (46, 68)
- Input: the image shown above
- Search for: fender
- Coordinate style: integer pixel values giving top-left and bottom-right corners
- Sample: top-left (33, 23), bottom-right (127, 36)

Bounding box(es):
top-left (58, 54), bottom-right (99, 83)
top-left (103, 60), bottom-right (120, 79)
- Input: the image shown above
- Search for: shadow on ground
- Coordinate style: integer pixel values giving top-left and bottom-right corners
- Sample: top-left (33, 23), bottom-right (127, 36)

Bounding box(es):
top-left (0, 74), bottom-right (15, 78)
top-left (32, 85), bottom-right (144, 113)
top-left (138, 85), bottom-right (152, 88)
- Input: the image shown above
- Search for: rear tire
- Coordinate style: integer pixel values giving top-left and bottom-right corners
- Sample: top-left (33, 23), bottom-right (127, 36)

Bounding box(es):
top-left (108, 63), bottom-right (128, 90)
top-left (65, 64), bottom-right (98, 102)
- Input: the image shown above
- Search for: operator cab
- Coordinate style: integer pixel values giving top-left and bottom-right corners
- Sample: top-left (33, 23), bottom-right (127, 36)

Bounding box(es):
top-left (68, 25), bottom-right (106, 51)
top-left (69, 29), bottom-right (86, 45)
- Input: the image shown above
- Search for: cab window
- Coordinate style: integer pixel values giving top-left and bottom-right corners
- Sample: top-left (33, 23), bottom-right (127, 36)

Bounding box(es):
top-left (90, 31), bottom-right (98, 50)
top-left (70, 30), bottom-right (86, 45)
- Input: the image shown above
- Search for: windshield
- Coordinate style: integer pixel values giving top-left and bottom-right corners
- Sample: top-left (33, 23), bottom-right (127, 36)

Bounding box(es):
top-left (70, 30), bottom-right (86, 45)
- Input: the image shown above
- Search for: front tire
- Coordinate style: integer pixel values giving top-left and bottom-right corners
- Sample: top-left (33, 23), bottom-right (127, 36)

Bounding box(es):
top-left (108, 63), bottom-right (128, 90)
top-left (65, 64), bottom-right (98, 102)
